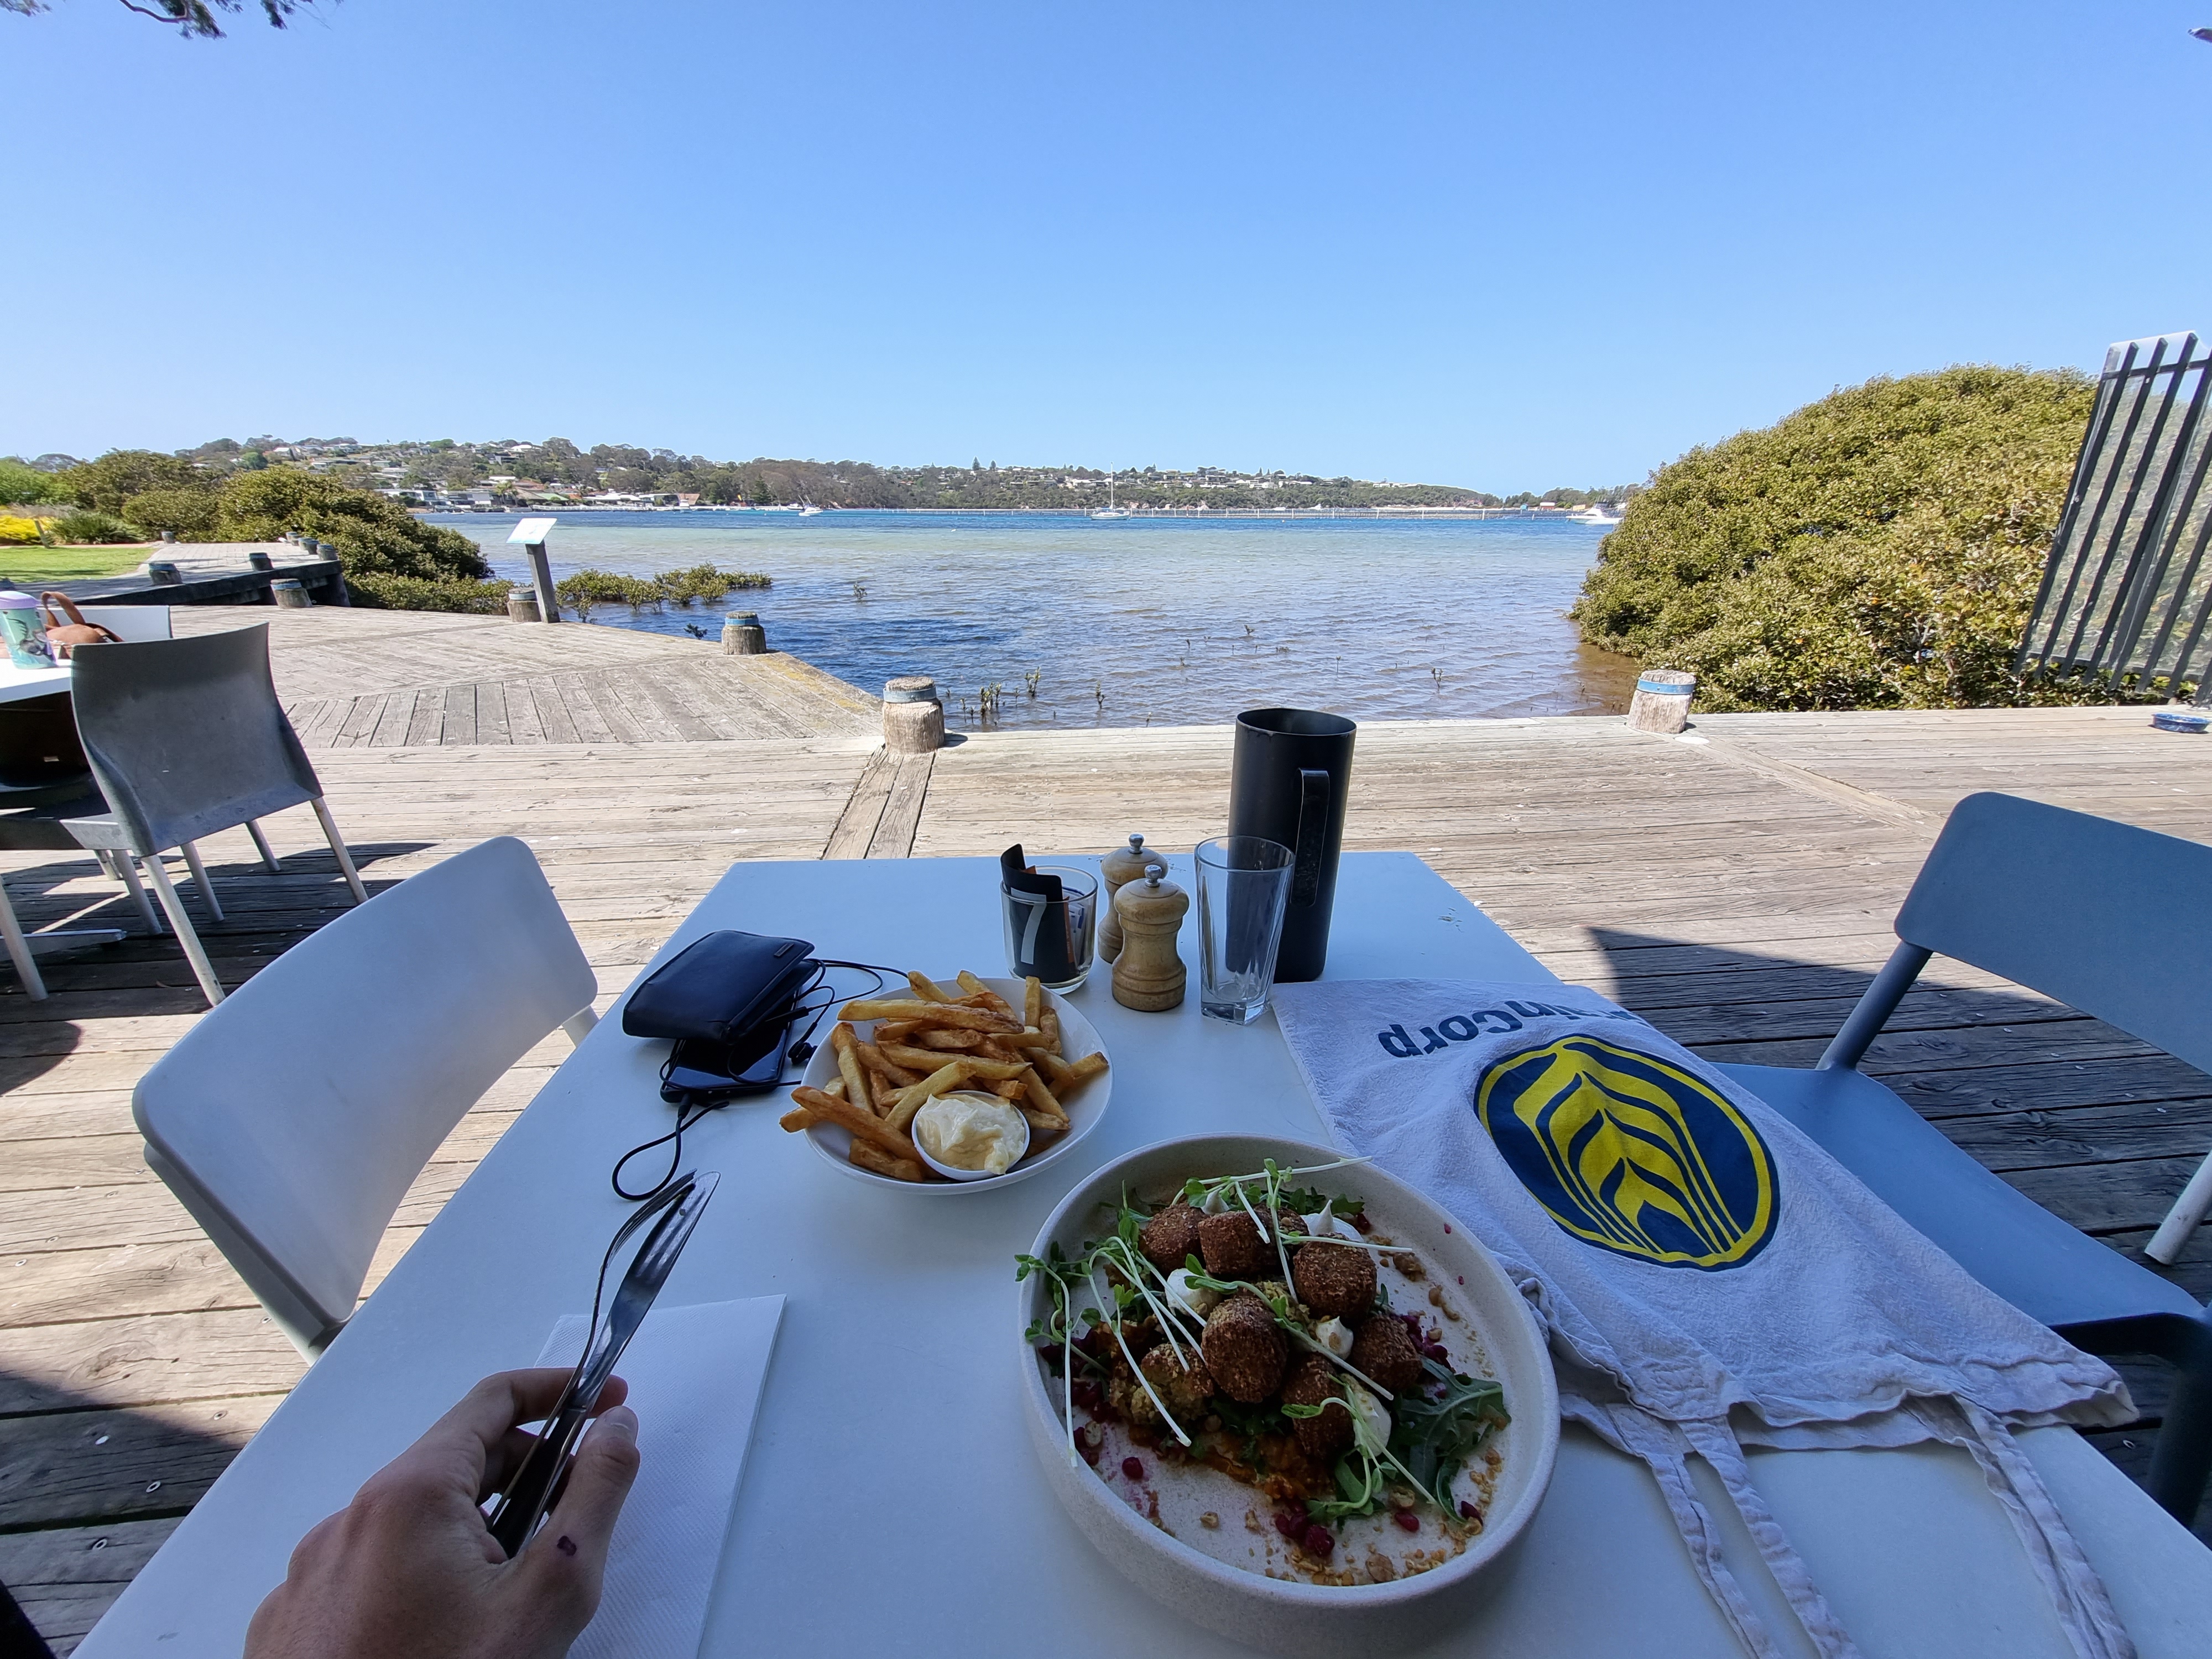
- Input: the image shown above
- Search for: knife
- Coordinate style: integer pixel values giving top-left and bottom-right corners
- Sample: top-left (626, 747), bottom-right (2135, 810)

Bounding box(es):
top-left (486, 1170), bottom-right (719, 1557)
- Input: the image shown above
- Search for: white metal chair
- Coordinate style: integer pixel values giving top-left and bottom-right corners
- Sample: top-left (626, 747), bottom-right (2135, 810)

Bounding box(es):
top-left (132, 836), bottom-right (601, 1355)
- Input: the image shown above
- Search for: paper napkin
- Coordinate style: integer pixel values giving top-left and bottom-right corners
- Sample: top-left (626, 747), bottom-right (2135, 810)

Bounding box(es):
top-left (534, 1295), bottom-right (785, 1659)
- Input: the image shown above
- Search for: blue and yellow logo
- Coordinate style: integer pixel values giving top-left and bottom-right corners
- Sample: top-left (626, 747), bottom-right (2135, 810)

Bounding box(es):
top-left (1475, 1037), bottom-right (1778, 1271)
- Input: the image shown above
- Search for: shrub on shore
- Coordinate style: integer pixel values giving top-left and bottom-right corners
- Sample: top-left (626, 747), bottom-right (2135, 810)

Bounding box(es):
top-left (217, 470), bottom-right (491, 586)
top-left (1572, 366), bottom-right (2105, 711)
top-left (46, 510), bottom-right (142, 545)
top-left (348, 573), bottom-right (517, 614)
top-left (556, 569), bottom-right (664, 618)
top-left (0, 517), bottom-right (43, 546)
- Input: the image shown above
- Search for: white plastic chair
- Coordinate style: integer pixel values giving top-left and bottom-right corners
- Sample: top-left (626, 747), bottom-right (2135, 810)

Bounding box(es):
top-left (72, 605), bottom-right (174, 644)
top-left (132, 836), bottom-right (600, 1355)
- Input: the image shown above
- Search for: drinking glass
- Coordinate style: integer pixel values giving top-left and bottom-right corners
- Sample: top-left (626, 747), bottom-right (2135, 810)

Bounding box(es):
top-left (1000, 863), bottom-right (1098, 992)
top-left (1193, 836), bottom-right (1295, 1024)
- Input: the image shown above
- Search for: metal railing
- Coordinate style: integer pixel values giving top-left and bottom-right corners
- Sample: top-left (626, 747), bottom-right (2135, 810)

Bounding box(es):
top-left (2018, 332), bottom-right (2212, 702)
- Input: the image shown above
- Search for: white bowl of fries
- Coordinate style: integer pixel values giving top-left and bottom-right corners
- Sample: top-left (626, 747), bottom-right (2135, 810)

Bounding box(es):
top-left (782, 969), bottom-right (1112, 1192)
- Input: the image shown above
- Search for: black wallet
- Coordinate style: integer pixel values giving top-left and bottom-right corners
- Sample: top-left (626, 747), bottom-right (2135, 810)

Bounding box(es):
top-left (622, 930), bottom-right (817, 1046)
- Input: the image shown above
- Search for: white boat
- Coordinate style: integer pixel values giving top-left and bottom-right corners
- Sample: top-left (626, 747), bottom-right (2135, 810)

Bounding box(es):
top-left (1568, 505), bottom-right (1623, 526)
top-left (797, 493), bottom-right (822, 518)
top-left (1089, 472), bottom-right (1131, 519)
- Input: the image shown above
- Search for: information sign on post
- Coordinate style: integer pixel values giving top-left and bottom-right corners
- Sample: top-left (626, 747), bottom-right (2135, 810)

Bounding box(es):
top-left (507, 517), bottom-right (560, 623)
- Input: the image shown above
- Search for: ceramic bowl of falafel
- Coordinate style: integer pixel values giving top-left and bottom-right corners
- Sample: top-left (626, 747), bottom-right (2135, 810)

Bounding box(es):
top-left (1016, 1133), bottom-right (1558, 1657)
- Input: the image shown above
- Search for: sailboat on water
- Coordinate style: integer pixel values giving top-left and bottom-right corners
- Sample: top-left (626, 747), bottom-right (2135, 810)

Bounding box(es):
top-left (797, 490), bottom-right (822, 518)
top-left (1089, 472), bottom-right (1131, 520)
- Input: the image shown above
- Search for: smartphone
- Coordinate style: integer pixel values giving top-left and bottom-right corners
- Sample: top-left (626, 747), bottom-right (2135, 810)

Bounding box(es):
top-left (660, 1032), bottom-right (787, 1104)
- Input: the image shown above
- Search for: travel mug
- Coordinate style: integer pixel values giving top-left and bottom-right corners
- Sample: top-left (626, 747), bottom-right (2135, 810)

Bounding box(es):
top-left (1226, 707), bottom-right (1355, 982)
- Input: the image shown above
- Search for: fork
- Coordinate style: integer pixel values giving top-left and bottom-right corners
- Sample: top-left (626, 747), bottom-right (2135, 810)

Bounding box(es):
top-left (486, 1170), bottom-right (719, 1556)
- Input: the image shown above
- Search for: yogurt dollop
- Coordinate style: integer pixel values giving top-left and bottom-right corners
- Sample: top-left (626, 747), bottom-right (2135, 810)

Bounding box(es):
top-left (914, 1091), bottom-right (1029, 1176)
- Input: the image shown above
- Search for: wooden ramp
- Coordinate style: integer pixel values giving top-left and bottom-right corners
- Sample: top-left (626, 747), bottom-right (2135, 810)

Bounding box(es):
top-left (173, 607), bottom-right (881, 746)
top-left (3, 691), bottom-right (2211, 1648)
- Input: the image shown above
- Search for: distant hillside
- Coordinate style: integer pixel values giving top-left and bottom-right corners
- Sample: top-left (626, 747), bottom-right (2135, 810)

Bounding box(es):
top-left (9, 436), bottom-right (1636, 514)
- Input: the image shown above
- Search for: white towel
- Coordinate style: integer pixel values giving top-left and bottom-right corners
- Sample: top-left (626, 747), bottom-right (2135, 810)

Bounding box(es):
top-left (535, 1296), bottom-right (785, 1659)
top-left (1272, 979), bottom-right (2136, 1659)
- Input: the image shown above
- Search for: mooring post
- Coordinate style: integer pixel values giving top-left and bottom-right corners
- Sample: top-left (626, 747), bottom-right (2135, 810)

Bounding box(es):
top-left (883, 676), bottom-right (945, 753)
top-left (1627, 670), bottom-right (1696, 734)
top-left (722, 612), bottom-right (767, 655)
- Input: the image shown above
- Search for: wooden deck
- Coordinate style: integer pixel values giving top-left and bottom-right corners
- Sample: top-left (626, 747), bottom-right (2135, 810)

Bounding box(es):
top-left (172, 607), bottom-right (883, 747)
top-left (2, 626), bottom-right (2209, 1648)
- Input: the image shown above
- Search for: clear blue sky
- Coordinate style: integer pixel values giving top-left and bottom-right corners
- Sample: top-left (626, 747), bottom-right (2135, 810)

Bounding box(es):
top-left (10, 0), bottom-right (2210, 490)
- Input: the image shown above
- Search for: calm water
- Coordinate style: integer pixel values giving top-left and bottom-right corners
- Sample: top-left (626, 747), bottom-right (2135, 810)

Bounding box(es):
top-left (430, 512), bottom-right (1634, 730)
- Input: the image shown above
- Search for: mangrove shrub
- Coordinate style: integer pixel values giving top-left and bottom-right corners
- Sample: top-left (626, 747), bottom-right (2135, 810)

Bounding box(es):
top-left (1571, 366), bottom-right (2099, 711)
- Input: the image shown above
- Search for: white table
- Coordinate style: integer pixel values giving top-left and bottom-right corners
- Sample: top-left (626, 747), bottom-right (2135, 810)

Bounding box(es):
top-left (0, 659), bottom-right (70, 706)
top-left (80, 853), bottom-right (2212, 1657)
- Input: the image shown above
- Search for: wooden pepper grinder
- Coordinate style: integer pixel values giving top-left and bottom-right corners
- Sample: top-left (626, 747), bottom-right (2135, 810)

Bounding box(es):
top-left (1097, 832), bottom-right (1155, 965)
top-left (1112, 862), bottom-right (1187, 1012)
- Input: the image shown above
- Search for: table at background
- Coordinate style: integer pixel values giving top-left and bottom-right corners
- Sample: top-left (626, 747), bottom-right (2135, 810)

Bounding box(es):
top-left (80, 852), bottom-right (2212, 1657)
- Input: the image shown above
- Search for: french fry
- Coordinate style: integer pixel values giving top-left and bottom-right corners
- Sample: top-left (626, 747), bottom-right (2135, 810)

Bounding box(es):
top-left (917, 1029), bottom-right (982, 1051)
top-left (906, 971), bottom-right (955, 1003)
top-left (882, 1040), bottom-right (981, 1072)
top-left (823, 1078), bottom-right (847, 1099)
top-left (974, 1037), bottom-right (1021, 1065)
top-left (849, 1139), bottom-right (928, 1182)
top-left (839, 998), bottom-right (1021, 1032)
top-left (1067, 1051), bottom-right (1109, 1084)
top-left (791, 1085), bottom-right (924, 1162)
top-left (856, 1041), bottom-right (920, 1088)
top-left (1041, 1005), bottom-right (1063, 1055)
top-left (1034, 1047), bottom-right (1076, 1087)
top-left (1000, 1026), bottom-right (1055, 1048)
top-left (882, 1045), bottom-right (1021, 1082)
top-left (888, 1061), bottom-right (972, 1117)
top-left (831, 1024), bottom-right (876, 1117)
top-left (1019, 1065), bottom-right (1068, 1128)
top-left (779, 1103), bottom-right (816, 1131)
top-left (873, 1020), bottom-right (917, 1045)
top-left (1024, 976), bottom-right (1042, 1029)
top-left (993, 1077), bottom-right (1026, 1100)
top-left (1020, 1108), bottom-right (1067, 1144)
top-left (956, 971), bottom-right (1015, 1012)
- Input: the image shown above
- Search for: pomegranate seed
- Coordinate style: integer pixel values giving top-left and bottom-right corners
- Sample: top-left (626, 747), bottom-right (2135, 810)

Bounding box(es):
top-left (1443, 1223), bottom-right (1452, 1233)
top-left (1394, 1510), bottom-right (1420, 1532)
top-left (1274, 1510), bottom-right (1303, 1538)
top-left (1302, 1524), bottom-right (1335, 1557)
top-left (1423, 1343), bottom-right (1449, 1362)
top-left (1459, 1501), bottom-right (1482, 1522)
top-left (1121, 1456), bottom-right (1144, 1481)
top-left (1350, 1211), bottom-right (1373, 1234)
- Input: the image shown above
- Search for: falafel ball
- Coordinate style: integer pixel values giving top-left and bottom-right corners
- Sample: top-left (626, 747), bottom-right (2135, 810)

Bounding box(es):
top-left (1139, 1343), bottom-right (1217, 1422)
top-left (1349, 1313), bottom-right (1426, 1395)
top-left (1196, 1207), bottom-right (1306, 1279)
top-left (1139, 1202), bottom-right (1207, 1272)
top-left (1201, 1292), bottom-right (1288, 1403)
top-left (1281, 1351), bottom-right (1354, 1461)
top-left (1291, 1239), bottom-right (1378, 1319)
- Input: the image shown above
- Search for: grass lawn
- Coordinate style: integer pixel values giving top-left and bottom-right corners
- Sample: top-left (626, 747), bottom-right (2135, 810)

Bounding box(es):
top-left (0, 545), bottom-right (152, 584)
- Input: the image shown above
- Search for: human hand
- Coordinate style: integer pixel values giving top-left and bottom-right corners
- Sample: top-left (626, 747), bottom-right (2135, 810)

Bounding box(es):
top-left (246, 1369), bottom-right (641, 1659)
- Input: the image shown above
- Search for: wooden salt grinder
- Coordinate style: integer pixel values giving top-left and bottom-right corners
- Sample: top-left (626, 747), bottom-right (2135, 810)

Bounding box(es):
top-left (1097, 832), bottom-right (1155, 964)
top-left (1112, 863), bottom-right (1187, 1013)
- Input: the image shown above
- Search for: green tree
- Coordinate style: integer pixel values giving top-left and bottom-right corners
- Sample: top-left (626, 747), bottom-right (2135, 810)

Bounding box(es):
top-left (56, 449), bottom-right (208, 513)
top-left (1, 0), bottom-right (319, 40)
top-left (1571, 365), bottom-right (2100, 711)
top-left (0, 459), bottom-right (59, 505)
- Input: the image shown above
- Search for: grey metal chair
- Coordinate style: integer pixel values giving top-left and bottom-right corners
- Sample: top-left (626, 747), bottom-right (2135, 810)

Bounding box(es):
top-left (1718, 791), bottom-right (2212, 1522)
top-left (0, 781), bottom-right (128, 999)
top-left (62, 626), bottom-right (367, 1007)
